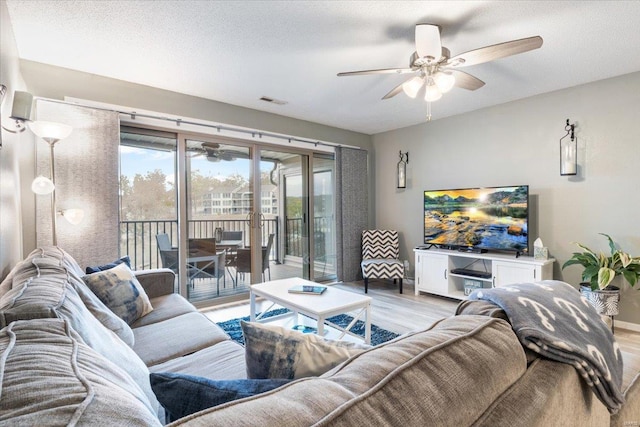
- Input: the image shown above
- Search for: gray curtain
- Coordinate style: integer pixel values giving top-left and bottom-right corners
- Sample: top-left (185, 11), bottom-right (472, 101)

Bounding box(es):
top-left (335, 146), bottom-right (368, 282)
top-left (35, 101), bottom-right (120, 269)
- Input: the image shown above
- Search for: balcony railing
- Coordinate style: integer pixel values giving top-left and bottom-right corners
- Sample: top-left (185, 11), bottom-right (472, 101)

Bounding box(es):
top-left (120, 216), bottom-right (333, 271)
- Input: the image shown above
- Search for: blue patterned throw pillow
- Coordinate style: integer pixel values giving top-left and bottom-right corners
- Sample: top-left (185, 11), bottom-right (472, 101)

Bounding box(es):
top-left (241, 320), bottom-right (370, 379)
top-left (85, 256), bottom-right (131, 274)
top-left (82, 263), bottom-right (153, 325)
top-left (150, 372), bottom-right (290, 422)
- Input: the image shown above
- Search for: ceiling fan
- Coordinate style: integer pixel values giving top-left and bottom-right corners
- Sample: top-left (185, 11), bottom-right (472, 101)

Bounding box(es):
top-left (338, 23), bottom-right (543, 116)
top-left (198, 142), bottom-right (239, 162)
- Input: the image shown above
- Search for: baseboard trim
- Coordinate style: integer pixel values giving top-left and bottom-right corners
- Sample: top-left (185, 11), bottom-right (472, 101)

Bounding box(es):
top-left (613, 319), bottom-right (640, 333)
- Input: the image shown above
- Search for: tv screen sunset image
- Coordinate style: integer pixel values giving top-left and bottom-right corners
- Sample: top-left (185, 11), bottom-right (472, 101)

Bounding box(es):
top-left (423, 186), bottom-right (529, 253)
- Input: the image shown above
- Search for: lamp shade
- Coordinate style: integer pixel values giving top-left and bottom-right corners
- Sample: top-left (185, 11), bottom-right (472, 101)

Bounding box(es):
top-left (31, 175), bottom-right (55, 195)
top-left (10, 91), bottom-right (33, 121)
top-left (28, 121), bottom-right (73, 143)
top-left (61, 208), bottom-right (85, 225)
top-left (433, 71), bottom-right (456, 93)
top-left (402, 76), bottom-right (424, 98)
top-left (424, 81), bottom-right (442, 102)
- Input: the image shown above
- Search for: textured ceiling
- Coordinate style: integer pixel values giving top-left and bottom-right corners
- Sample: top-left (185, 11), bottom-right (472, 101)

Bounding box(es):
top-left (6, 1), bottom-right (640, 135)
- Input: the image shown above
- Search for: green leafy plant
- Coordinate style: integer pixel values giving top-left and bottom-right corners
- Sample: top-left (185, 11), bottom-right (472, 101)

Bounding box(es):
top-left (562, 233), bottom-right (640, 291)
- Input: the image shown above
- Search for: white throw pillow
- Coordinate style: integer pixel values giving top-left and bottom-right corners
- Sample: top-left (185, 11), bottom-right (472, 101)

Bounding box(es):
top-left (82, 263), bottom-right (153, 325)
top-left (241, 320), bottom-right (370, 379)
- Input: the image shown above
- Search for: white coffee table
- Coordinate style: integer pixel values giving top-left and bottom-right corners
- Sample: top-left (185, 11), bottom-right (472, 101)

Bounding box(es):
top-left (249, 278), bottom-right (372, 344)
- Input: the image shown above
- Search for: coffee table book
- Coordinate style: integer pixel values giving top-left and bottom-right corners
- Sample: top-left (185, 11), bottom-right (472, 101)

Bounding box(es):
top-left (288, 285), bottom-right (327, 295)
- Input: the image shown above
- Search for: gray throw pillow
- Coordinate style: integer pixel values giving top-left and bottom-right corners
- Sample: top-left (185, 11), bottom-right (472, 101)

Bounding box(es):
top-left (82, 263), bottom-right (153, 325)
top-left (241, 320), bottom-right (370, 379)
top-left (150, 372), bottom-right (290, 422)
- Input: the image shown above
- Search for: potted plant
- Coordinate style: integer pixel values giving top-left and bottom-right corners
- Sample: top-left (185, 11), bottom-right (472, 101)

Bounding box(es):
top-left (562, 233), bottom-right (640, 316)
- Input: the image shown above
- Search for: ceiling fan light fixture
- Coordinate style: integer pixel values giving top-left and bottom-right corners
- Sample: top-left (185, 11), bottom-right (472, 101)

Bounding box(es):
top-left (433, 71), bottom-right (456, 93)
top-left (424, 80), bottom-right (442, 102)
top-left (402, 76), bottom-right (424, 98)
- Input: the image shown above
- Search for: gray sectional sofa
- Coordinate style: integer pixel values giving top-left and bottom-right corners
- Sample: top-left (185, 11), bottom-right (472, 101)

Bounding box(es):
top-left (0, 246), bottom-right (246, 425)
top-left (1, 246), bottom-right (638, 426)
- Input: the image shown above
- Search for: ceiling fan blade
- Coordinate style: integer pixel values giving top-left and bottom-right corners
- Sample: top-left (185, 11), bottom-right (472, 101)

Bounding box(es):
top-left (337, 68), bottom-right (414, 77)
top-left (381, 81), bottom-right (407, 100)
top-left (447, 36), bottom-right (543, 68)
top-left (449, 69), bottom-right (485, 91)
top-left (201, 142), bottom-right (220, 150)
top-left (415, 23), bottom-right (442, 60)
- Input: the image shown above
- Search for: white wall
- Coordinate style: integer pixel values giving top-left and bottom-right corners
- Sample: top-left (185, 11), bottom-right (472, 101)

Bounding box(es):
top-left (372, 71), bottom-right (640, 325)
top-left (0, 0), bottom-right (33, 278)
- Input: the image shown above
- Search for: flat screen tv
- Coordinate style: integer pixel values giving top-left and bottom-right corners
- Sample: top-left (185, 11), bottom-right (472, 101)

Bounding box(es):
top-left (424, 185), bottom-right (529, 254)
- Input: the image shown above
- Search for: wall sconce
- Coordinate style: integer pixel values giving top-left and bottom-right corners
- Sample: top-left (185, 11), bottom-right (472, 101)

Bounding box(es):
top-left (30, 120), bottom-right (74, 245)
top-left (59, 208), bottom-right (85, 225)
top-left (560, 119), bottom-right (577, 176)
top-left (0, 87), bottom-right (33, 134)
top-left (397, 151), bottom-right (409, 189)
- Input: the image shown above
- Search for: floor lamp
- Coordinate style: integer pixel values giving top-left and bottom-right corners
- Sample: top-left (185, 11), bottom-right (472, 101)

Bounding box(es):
top-left (29, 121), bottom-right (73, 246)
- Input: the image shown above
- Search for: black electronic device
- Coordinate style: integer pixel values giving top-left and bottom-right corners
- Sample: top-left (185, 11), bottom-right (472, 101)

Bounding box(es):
top-left (458, 246), bottom-right (488, 254)
top-left (450, 268), bottom-right (492, 279)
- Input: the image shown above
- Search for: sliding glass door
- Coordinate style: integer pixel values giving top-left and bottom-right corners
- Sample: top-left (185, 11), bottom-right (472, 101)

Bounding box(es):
top-left (119, 126), bottom-right (179, 274)
top-left (312, 154), bottom-right (336, 281)
top-left (261, 148), bottom-right (310, 282)
top-left (120, 126), bottom-right (335, 306)
top-left (183, 137), bottom-right (253, 303)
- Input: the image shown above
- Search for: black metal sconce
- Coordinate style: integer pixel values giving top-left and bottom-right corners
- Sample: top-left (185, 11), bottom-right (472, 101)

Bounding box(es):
top-left (560, 119), bottom-right (577, 176)
top-left (397, 151), bottom-right (409, 188)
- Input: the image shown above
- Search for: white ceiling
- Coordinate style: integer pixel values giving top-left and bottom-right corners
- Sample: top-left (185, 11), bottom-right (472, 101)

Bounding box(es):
top-left (6, 1), bottom-right (640, 135)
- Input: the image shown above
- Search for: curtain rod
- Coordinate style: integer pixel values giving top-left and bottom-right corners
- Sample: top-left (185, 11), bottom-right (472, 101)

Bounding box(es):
top-left (35, 97), bottom-right (361, 150)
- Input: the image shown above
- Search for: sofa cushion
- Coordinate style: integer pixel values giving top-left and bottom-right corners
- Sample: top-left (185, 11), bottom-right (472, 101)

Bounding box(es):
top-left (133, 312), bottom-right (231, 367)
top-left (150, 372), bottom-right (291, 422)
top-left (131, 293), bottom-right (196, 328)
top-left (85, 255), bottom-right (132, 274)
top-left (82, 262), bottom-right (153, 325)
top-left (0, 247), bottom-right (160, 416)
top-left (241, 320), bottom-right (370, 380)
top-left (0, 318), bottom-right (161, 426)
top-left (150, 340), bottom-right (247, 380)
top-left (168, 315), bottom-right (527, 426)
top-left (473, 357), bottom-right (610, 426)
top-left (5, 246), bottom-right (133, 346)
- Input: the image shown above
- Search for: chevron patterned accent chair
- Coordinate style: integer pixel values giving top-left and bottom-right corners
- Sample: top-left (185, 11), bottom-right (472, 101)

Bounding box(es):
top-left (360, 229), bottom-right (404, 294)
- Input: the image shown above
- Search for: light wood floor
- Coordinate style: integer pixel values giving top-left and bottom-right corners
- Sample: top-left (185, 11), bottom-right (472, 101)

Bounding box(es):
top-left (201, 279), bottom-right (640, 390)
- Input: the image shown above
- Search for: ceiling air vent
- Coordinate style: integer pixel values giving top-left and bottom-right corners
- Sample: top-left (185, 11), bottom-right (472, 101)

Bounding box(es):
top-left (259, 96), bottom-right (288, 105)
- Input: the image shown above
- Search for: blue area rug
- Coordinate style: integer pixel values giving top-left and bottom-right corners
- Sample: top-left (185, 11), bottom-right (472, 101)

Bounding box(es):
top-left (216, 308), bottom-right (399, 346)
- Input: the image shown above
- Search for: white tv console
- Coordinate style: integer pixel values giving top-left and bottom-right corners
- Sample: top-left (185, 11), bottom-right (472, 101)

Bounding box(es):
top-left (414, 248), bottom-right (555, 300)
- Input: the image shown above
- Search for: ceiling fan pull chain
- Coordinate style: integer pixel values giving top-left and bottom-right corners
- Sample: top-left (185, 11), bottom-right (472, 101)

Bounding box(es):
top-left (426, 101), bottom-right (432, 122)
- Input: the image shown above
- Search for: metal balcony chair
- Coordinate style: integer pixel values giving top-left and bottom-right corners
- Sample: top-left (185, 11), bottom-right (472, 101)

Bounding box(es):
top-left (156, 233), bottom-right (227, 292)
top-left (227, 233), bottom-right (274, 285)
top-left (156, 233), bottom-right (178, 272)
